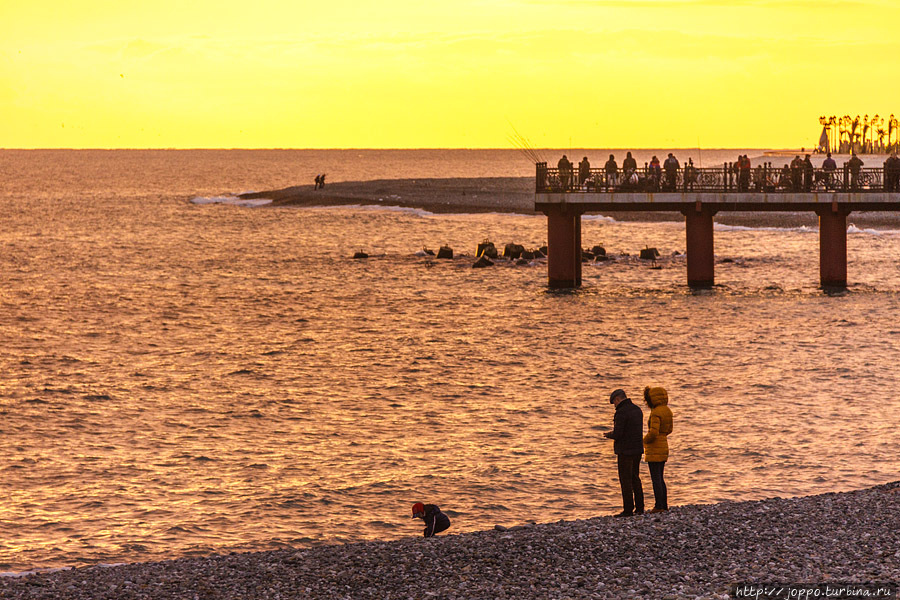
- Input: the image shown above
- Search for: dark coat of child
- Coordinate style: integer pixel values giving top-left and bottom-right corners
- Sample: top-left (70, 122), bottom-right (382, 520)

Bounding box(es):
top-left (411, 502), bottom-right (451, 537)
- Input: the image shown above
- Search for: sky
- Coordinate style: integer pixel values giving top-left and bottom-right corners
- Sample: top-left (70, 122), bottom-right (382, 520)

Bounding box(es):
top-left (2, 0), bottom-right (900, 149)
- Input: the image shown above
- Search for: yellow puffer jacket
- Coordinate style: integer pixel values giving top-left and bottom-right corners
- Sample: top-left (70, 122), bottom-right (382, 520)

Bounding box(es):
top-left (643, 386), bottom-right (673, 463)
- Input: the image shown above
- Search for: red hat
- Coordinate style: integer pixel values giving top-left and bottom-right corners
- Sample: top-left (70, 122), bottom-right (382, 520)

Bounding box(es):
top-left (411, 502), bottom-right (425, 517)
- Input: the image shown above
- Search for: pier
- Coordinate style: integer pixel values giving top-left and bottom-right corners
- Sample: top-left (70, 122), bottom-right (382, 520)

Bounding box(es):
top-left (534, 161), bottom-right (900, 289)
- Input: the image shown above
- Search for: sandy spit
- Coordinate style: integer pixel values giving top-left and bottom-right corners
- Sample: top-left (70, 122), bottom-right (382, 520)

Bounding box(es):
top-left (2, 482), bottom-right (898, 599)
top-left (240, 177), bottom-right (900, 229)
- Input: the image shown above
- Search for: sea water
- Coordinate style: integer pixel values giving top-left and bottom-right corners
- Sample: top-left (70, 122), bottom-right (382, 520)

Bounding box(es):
top-left (1, 149), bottom-right (899, 572)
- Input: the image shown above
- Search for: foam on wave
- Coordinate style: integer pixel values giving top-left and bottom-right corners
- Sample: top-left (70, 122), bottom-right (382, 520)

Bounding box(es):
top-left (191, 196), bottom-right (273, 207)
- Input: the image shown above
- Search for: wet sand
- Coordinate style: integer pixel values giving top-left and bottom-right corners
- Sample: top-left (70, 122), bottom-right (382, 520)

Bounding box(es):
top-left (240, 177), bottom-right (900, 229)
top-left (3, 482), bottom-right (898, 599)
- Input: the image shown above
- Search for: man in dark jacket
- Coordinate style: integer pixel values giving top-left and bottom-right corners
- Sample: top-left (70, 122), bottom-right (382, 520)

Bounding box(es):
top-left (412, 502), bottom-right (451, 538)
top-left (603, 389), bottom-right (644, 516)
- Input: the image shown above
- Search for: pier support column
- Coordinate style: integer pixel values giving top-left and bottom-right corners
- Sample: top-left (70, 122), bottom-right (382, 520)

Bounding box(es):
top-left (817, 207), bottom-right (849, 289)
top-left (544, 206), bottom-right (583, 288)
top-left (682, 206), bottom-right (717, 288)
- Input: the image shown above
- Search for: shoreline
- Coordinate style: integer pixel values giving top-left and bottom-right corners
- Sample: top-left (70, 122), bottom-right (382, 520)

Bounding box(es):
top-left (239, 177), bottom-right (900, 229)
top-left (3, 481), bottom-right (898, 599)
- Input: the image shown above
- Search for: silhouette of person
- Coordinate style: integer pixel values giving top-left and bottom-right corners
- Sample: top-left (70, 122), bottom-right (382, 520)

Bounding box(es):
top-left (558, 155), bottom-right (573, 190)
top-left (848, 153), bottom-right (864, 190)
top-left (663, 153), bottom-right (679, 192)
top-left (578, 156), bottom-right (591, 186)
top-left (314, 174), bottom-right (321, 190)
top-left (604, 154), bottom-right (618, 191)
top-left (603, 389), bottom-right (644, 517)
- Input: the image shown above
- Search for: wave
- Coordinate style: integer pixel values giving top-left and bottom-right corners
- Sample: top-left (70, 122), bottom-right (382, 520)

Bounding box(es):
top-left (190, 196), bottom-right (273, 207)
top-left (714, 223), bottom-right (816, 233)
top-left (302, 204), bottom-right (435, 217)
top-left (582, 214), bottom-right (618, 223)
top-left (847, 224), bottom-right (900, 236)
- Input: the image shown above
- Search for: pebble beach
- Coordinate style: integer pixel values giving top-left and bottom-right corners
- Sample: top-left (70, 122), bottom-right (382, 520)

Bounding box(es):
top-left (3, 482), bottom-right (898, 599)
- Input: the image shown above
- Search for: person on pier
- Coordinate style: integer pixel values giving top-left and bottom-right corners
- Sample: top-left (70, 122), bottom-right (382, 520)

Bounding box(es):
top-left (558, 155), bottom-right (573, 190)
top-left (823, 152), bottom-right (838, 190)
top-left (649, 155), bottom-right (662, 191)
top-left (883, 153), bottom-right (899, 192)
top-left (605, 154), bottom-right (618, 191)
top-left (848, 153), bottom-right (864, 190)
top-left (790, 156), bottom-right (802, 192)
top-left (802, 155), bottom-right (814, 192)
top-left (663, 153), bottom-right (679, 192)
top-left (411, 502), bottom-right (451, 538)
top-left (603, 389), bottom-right (645, 517)
top-left (623, 151), bottom-right (637, 178)
top-left (643, 386), bottom-right (673, 513)
top-left (578, 156), bottom-right (591, 187)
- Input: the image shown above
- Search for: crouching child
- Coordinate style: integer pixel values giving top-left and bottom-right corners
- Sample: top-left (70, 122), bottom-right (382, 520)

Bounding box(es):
top-left (411, 502), bottom-right (451, 538)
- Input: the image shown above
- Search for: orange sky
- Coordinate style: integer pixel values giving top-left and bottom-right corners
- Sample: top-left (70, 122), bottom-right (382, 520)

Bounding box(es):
top-left (2, 0), bottom-right (899, 148)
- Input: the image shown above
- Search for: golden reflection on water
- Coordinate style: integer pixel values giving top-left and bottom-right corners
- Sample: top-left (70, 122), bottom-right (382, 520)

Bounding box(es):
top-left (1, 151), bottom-right (900, 572)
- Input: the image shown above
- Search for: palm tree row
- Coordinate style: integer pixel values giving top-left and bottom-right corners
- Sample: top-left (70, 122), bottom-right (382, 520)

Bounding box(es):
top-left (818, 114), bottom-right (900, 154)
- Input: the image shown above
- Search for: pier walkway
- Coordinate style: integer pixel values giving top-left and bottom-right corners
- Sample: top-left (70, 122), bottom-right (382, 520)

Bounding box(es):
top-left (534, 161), bottom-right (900, 289)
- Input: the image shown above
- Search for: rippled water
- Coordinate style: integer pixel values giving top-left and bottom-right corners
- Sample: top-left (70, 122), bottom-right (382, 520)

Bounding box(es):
top-left (1, 150), bottom-right (899, 572)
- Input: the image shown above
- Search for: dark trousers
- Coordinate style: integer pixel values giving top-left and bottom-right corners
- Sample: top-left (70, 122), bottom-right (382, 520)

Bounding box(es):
top-left (616, 454), bottom-right (644, 514)
top-left (648, 461), bottom-right (668, 510)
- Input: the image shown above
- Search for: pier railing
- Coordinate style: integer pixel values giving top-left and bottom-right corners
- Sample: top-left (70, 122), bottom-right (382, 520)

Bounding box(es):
top-left (536, 162), bottom-right (885, 194)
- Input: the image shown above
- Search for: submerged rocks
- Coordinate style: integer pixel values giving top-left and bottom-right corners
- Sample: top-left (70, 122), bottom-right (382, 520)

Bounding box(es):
top-left (503, 243), bottom-right (525, 260)
top-left (477, 240), bottom-right (498, 259)
top-left (472, 255), bottom-right (494, 268)
top-left (437, 245), bottom-right (453, 259)
top-left (352, 251), bottom-right (368, 259)
top-left (639, 247), bottom-right (661, 260)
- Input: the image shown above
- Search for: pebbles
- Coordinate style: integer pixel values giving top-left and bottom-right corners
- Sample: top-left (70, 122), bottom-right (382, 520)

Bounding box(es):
top-left (2, 482), bottom-right (898, 599)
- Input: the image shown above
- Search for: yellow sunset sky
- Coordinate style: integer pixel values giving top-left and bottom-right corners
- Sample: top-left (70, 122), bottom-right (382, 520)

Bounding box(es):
top-left (2, 0), bottom-right (899, 149)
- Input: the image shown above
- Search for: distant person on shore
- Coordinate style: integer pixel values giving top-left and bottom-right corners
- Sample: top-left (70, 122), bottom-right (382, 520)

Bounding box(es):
top-left (319, 174), bottom-right (326, 188)
top-left (643, 386), bottom-right (673, 513)
top-left (603, 389), bottom-right (644, 516)
top-left (823, 152), bottom-right (838, 190)
top-left (848, 153), bottom-right (864, 190)
top-left (605, 154), bottom-right (618, 191)
top-left (558, 155), bottom-right (573, 190)
top-left (411, 502), bottom-right (451, 538)
top-left (663, 153), bottom-right (679, 192)
top-left (314, 174), bottom-right (321, 190)
top-left (802, 154), bottom-right (814, 192)
top-left (578, 156), bottom-right (591, 186)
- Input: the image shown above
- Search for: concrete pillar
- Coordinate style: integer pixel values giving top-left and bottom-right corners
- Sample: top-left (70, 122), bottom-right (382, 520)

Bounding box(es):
top-left (545, 207), bottom-right (582, 288)
top-left (683, 206), bottom-right (716, 288)
top-left (818, 207), bottom-right (849, 289)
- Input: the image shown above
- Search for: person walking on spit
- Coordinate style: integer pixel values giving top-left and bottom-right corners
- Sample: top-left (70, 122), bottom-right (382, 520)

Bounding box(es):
top-left (411, 502), bottom-right (451, 538)
top-left (603, 389), bottom-right (644, 516)
top-left (314, 174), bottom-right (321, 190)
top-left (643, 386), bottom-right (673, 513)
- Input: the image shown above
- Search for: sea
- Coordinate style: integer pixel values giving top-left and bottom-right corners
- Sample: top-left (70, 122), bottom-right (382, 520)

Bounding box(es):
top-left (1, 149), bottom-right (899, 573)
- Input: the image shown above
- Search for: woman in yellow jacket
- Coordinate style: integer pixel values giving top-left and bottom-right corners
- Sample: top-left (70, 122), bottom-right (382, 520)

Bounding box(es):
top-left (643, 386), bottom-right (673, 512)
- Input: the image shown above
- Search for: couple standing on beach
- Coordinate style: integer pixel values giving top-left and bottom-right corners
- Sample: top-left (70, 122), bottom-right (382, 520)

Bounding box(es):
top-left (603, 387), bottom-right (673, 516)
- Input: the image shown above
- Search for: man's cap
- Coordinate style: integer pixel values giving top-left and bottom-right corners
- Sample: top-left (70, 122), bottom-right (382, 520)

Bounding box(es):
top-left (412, 502), bottom-right (425, 517)
top-left (609, 389), bottom-right (627, 404)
